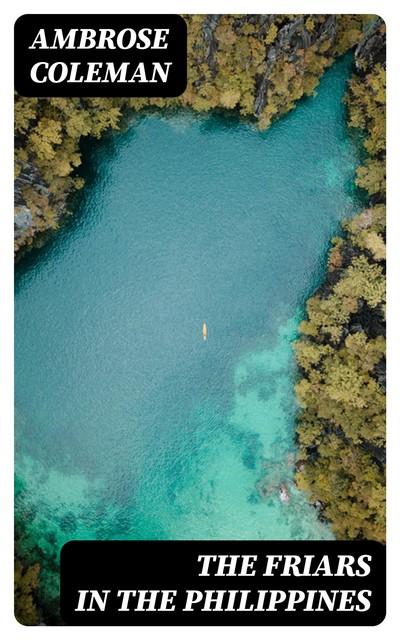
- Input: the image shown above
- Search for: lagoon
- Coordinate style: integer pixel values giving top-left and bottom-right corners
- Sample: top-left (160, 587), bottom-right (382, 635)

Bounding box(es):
top-left (15, 57), bottom-right (361, 598)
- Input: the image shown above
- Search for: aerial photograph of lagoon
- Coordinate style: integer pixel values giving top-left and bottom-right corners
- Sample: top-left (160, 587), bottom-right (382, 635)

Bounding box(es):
top-left (14, 14), bottom-right (385, 624)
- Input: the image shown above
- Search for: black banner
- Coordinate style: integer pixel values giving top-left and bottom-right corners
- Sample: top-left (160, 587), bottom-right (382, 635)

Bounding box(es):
top-left (14, 14), bottom-right (187, 97)
top-left (60, 540), bottom-right (385, 625)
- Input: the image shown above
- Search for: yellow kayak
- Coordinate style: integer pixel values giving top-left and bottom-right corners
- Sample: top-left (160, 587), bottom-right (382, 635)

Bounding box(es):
top-left (202, 323), bottom-right (207, 341)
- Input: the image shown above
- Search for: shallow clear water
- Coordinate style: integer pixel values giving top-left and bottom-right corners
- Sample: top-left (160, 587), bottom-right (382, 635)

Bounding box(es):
top-left (15, 57), bottom-right (362, 590)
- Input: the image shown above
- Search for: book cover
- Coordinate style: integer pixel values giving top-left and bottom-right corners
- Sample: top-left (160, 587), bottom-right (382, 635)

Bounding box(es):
top-left (12, 9), bottom-right (387, 629)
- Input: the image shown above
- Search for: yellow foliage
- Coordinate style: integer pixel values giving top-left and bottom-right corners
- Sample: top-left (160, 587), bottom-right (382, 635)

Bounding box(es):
top-left (305, 17), bottom-right (315, 32)
top-left (15, 560), bottom-right (40, 625)
top-left (220, 89), bottom-right (241, 109)
top-left (295, 31), bottom-right (386, 543)
top-left (265, 24), bottom-right (278, 45)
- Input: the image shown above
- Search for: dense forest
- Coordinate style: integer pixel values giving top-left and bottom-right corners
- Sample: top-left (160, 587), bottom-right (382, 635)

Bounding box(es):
top-left (294, 18), bottom-right (386, 543)
top-left (14, 14), bottom-right (385, 624)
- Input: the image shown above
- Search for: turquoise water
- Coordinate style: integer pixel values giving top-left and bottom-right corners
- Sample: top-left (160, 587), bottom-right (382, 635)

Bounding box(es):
top-left (15, 57), bottom-right (361, 604)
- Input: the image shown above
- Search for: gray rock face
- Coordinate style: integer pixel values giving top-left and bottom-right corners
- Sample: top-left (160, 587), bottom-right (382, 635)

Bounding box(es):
top-left (201, 14), bottom-right (220, 74)
top-left (199, 15), bottom-right (340, 117)
top-left (14, 211), bottom-right (35, 246)
top-left (14, 163), bottom-right (38, 244)
top-left (14, 161), bottom-right (55, 248)
top-left (14, 161), bottom-right (42, 207)
top-left (232, 14), bottom-right (277, 36)
top-left (254, 15), bottom-right (338, 116)
top-left (14, 208), bottom-right (33, 238)
top-left (354, 18), bottom-right (386, 73)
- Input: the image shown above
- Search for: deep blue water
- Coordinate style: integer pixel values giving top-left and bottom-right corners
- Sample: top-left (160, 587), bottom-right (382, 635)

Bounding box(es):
top-left (15, 57), bottom-right (361, 583)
